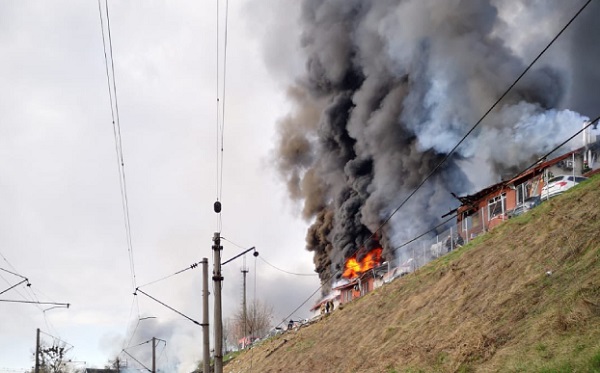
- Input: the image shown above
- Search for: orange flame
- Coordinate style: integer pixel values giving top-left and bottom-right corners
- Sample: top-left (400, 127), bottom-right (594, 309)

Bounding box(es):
top-left (342, 247), bottom-right (383, 279)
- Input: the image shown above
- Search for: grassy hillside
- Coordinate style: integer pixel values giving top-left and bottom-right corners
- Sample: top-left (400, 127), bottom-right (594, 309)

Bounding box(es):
top-left (224, 175), bottom-right (600, 373)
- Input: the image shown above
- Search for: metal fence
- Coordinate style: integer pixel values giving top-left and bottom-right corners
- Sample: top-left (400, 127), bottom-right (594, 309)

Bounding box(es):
top-left (388, 221), bottom-right (483, 275)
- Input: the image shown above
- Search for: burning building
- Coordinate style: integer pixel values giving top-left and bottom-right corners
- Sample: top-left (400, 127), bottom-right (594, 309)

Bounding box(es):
top-left (273, 0), bottom-right (600, 289)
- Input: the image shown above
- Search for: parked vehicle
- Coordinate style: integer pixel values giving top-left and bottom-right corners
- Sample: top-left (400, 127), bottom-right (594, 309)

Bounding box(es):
top-left (507, 195), bottom-right (541, 218)
top-left (541, 175), bottom-right (588, 199)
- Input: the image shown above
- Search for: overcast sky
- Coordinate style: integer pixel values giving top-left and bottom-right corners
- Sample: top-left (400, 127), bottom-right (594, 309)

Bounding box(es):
top-left (0, 1), bottom-right (318, 371)
top-left (2, 1), bottom-right (600, 372)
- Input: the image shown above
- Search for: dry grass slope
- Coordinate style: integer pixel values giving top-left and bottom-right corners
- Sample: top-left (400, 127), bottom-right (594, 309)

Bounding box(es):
top-left (224, 175), bottom-right (600, 373)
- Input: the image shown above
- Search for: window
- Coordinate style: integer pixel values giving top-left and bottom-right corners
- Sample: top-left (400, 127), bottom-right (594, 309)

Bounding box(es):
top-left (516, 182), bottom-right (527, 205)
top-left (360, 281), bottom-right (370, 296)
top-left (488, 193), bottom-right (506, 220)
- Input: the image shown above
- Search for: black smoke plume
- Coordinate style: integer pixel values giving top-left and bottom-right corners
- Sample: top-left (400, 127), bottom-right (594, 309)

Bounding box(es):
top-left (274, 0), bottom-right (597, 286)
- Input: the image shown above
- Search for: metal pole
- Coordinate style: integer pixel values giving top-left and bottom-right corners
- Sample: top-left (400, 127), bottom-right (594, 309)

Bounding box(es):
top-left (481, 210), bottom-right (485, 233)
top-left (35, 328), bottom-right (40, 373)
top-left (242, 266), bottom-right (248, 347)
top-left (212, 232), bottom-right (224, 373)
top-left (201, 258), bottom-right (210, 373)
top-left (152, 337), bottom-right (156, 373)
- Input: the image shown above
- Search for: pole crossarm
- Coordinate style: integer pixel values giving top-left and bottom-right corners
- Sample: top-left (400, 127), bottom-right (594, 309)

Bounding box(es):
top-left (134, 288), bottom-right (202, 326)
top-left (222, 246), bottom-right (257, 266)
top-left (0, 299), bottom-right (69, 307)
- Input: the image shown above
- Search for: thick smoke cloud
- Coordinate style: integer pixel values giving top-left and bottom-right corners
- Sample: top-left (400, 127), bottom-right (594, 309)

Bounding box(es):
top-left (274, 0), bottom-right (595, 285)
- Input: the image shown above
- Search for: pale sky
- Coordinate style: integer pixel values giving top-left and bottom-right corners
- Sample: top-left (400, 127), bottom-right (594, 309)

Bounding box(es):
top-left (2, 1), bottom-right (599, 372)
top-left (0, 1), bottom-right (318, 371)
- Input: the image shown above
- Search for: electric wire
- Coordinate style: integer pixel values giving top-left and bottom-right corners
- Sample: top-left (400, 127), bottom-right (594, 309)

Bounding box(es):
top-left (258, 257), bottom-right (319, 277)
top-left (122, 296), bottom-right (139, 349)
top-left (215, 0), bottom-right (220, 204)
top-left (98, 0), bottom-right (139, 301)
top-left (135, 288), bottom-right (202, 326)
top-left (98, 0), bottom-right (143, 353)
top-left (0, 267), bottom-right (63, 336)
top-left (214, 0), bottom-right (230, 233)
top-left (121, 350), bottom-right (151, 373)
top-left (275, 275), bottom-right (331, 329)
top-left (39, 329), bottom-right (74, 348)
top-left (137, 260), bottom-right (203, 289)
top-left (126, 339), bottom-right (152, 349)
top-left (510, 115), bottom-right (600, 182)
top-left (359, 0), bottom-right (594, 251)
top-left (392, 213), bottom-right (459, 252)
top-left (219, 0), bottom-right (230, 203)
top-left (0, 255), bottom-right (40, 304)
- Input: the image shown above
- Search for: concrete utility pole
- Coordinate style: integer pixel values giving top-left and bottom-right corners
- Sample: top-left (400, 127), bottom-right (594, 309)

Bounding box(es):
top-left (201, 257), bottom-right (210, 373)
top-left (35, 328), bottom-right (40, 373)
top-left (152, 337), bottom-right (156, 373)
top-left (241, 264), bottom-right (249, 344)
top-left (212, 232), bottom-right (224, 373)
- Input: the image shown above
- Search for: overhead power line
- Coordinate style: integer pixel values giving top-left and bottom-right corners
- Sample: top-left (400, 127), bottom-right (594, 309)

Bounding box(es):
top-left (97, 0), bottom-right (139, 294)
top-left (137, 261), bottom-right (203, 289)
top-left (134, 288), bottom-right (202, 327)
top-left (361, 0), bottom-right (593, 249)
top-left (510, 115), bottom-right (600, 182)
top-left (258, 257), bottom-right (319, 277)
top-left (214, 0), bottom-right (231, 234)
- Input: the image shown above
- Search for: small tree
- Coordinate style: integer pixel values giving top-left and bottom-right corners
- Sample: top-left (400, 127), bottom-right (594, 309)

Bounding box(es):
top-left (34, 341), bottom-right (74, 373)
top-left (231, 299), bottom-right (273, 345)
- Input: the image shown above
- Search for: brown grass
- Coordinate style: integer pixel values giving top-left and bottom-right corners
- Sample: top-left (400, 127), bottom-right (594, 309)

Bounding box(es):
top-left (224, 176), bottom-right (600, 373)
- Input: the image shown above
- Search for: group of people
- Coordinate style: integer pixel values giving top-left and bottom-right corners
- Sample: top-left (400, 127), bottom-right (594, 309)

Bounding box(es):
top-left (444, 233), bottom-right (464, 252)
top-left (320, 299), bottom-right (335, 315)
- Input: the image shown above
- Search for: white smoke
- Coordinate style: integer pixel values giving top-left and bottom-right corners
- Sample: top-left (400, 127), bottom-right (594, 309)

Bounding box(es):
top-left (268, 0), bottom-right (597, 285)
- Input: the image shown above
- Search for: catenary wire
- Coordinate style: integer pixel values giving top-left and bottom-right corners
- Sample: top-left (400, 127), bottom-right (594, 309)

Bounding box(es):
top-left (258, 257), bottom-right (319, 277)
top-left (98, 1), bottom-right (143, 352)
top-left (215, 0), bottom-right (220, 204)
top-left (137, 260), bottom-right (203, 288)
top-left (219, 0), bottom-right (230, 203)
top-left (359, 0), bottom-right (593, 251)
top-left (39, 329), bottom-right (74, 348)
top-left (0, 254), bottom-right (41, 304)
top-left (0, 266), bottom-right (63, 335)
top-left (509, 115), bottom-right (600, 182)
top-left (98, 0), bottom-right (139, 298)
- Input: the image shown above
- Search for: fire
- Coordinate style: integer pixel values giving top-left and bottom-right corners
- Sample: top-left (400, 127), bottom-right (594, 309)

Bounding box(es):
top-left (342, 247), bottom-right (383, 279)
